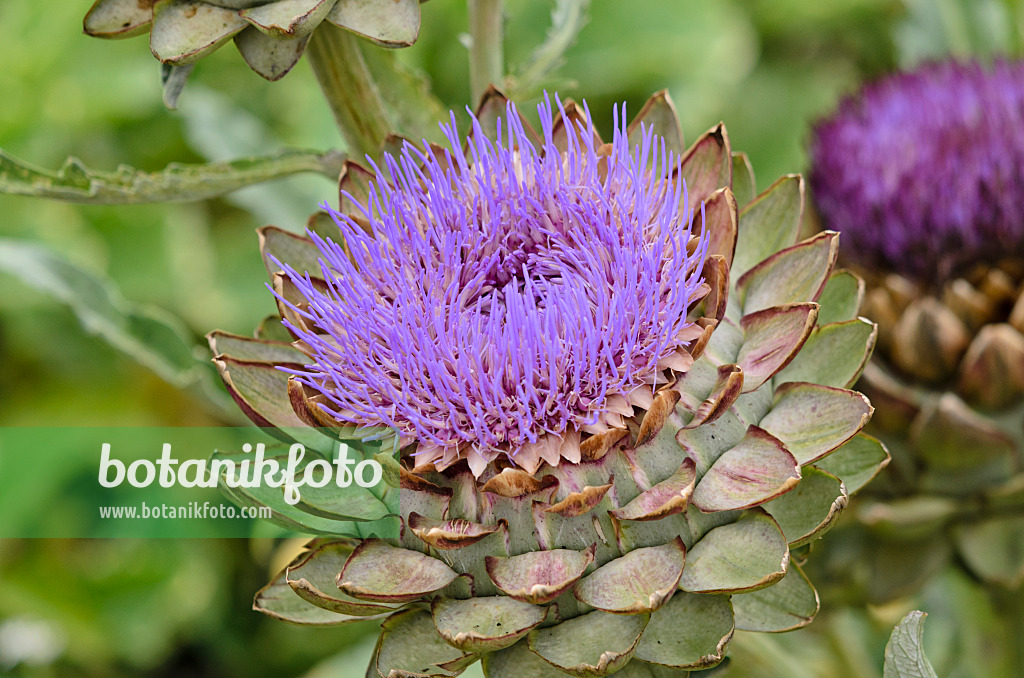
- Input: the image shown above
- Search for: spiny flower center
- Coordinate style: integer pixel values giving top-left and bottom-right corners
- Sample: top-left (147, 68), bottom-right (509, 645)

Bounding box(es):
top-left (274, 96), bottom-right (709, 473)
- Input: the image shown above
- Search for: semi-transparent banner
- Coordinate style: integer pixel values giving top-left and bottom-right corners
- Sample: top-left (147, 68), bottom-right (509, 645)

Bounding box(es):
top-left (0, 427), bottom-right (401, 538)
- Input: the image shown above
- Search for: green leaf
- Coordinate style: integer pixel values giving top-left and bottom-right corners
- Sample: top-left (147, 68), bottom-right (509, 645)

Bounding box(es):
top-left (732, 175), bottom-right (804, 280)
top-left (485, 547), bottom-right (595, 605)
top-left (326, 0), bottom-right (421, 48)
top-left (255, 553), bottom-right (386, 625)
top-left (736, 303), bottom-right (818, 392)
top-left (680, 510), bottom-right (788, 594)
top-left (633, 591), bottom-right (734, 669)
top-left (150, 0), bottom-right (248, 65)
top-left (84, 0), bottom-right (154, 38)
top-left (730, 152), bottom-right (756, 207)
top-left (0, 148), bottom-right (343, 204)
top-left (240, 0), bottom-right (336, 39)
top-left (758, 382), bottom-right (872, 465)
top-left (208, 330), bottom-right (306, 364)
top-left (287, 541), bottom-right (400, 616)
top-left (883, 611), bottom-right (938, 678)
top-left (731, 562), bottom-right (818, 632)
top-left (627, 91), bottom-right (685, 159)
top-left (374, 609), bottom-right (472, 677)
top-left (815, 269), bottom-right (865, 326)
top-left (691, 427), bottom-right (800, 513)
top-left (0, 239), bottom-right (234, 415)
top-left (339, 539), bottom-right (460, 603)
top-left (774, 318), bottom-right (877, 389)
top-left (815, 433), bottom-right (890, 494)
top-left (213, 448), bottom-right (365, 535)
top-left (737, 231), bottom-right (838, 315)
top-left (528, 609), bottom-right (649, 677)
top-left (234, 28), bottom-right (309, 82)
top-left (762, 465), bottom-right (847, 547)
top-left (431, 597), bottom-right (547, 653)
top-left (952, 515), bottom-right (1024, 588)
top-left (573, 539), bottom-right (687, 614)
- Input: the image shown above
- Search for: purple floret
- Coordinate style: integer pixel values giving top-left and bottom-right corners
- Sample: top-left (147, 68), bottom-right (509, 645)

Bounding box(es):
top-left (273, 95), bottom-right (709, 468)
top-left (811, 59), bottom-right (1024, 283)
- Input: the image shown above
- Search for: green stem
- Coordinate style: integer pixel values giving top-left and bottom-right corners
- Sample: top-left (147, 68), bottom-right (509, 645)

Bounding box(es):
top-left (306, 24), bottom-right (392, 159)
top-left (467, 0), bottom-right (504, 104)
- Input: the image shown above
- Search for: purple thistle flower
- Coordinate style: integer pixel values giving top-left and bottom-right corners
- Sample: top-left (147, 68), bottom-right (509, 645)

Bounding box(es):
top-left (273, 95), bottom-right (709, 475)
top-left (811, 59), bottom-right (1024, 283)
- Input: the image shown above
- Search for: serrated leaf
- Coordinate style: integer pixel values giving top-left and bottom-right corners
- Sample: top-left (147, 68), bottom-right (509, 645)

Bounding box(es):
top-left (0, 148), bottom-right (343, 204)
top-left (883, 611), bottom-right (938, 678)
top-left (0, 239), bottom-right (234, 415)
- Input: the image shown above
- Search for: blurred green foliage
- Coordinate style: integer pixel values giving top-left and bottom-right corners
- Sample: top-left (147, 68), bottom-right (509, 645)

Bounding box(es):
top-left (1, 0), bottom-right (1020, 676)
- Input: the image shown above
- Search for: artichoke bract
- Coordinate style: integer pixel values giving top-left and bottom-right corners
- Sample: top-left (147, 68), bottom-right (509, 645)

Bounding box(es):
top-left (209, 90), bottom-right (884, 676)
top-left (810, 59), bottom-right (1024, 600)
top-left (83, 0), bottom-right (420, 103)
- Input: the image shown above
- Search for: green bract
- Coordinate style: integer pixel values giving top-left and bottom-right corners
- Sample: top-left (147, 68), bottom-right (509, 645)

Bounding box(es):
top-left (207, 90), bottom-right (885, 676)
top-left (84, 0), bottom-right (422, 104)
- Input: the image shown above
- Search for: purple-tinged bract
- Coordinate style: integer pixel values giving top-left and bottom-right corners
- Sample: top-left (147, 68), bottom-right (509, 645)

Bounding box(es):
top-left (275, 96), bottom-right (709, 474)
top-left (811, 59), bottom-right (1024, 282)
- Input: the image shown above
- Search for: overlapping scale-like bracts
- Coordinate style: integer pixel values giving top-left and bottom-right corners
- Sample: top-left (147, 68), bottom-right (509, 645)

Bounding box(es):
top-left (809, 60), bottom-right (1024, 602)
top-left (208, 90), bottom-right (885, 676)
top-left (84, 0), bottom-right (421, 104)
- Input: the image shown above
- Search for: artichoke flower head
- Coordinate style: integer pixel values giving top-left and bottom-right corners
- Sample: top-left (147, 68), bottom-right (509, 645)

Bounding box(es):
top-left (811, 59), bottom-right (1024, 599)
top-left (209, 90), bottom-right (884, 676)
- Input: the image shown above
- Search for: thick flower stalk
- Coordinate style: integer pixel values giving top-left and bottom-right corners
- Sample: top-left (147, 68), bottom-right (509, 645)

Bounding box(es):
top-left (810, 59), bottom-right (1024, 601)
top-left (209, 89), bottom-right (884, 676)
